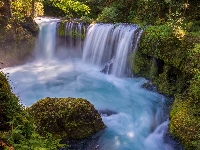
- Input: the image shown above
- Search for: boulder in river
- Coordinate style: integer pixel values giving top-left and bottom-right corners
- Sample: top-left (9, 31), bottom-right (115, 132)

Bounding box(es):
top-left (28, 97), bottom-right (106, 140)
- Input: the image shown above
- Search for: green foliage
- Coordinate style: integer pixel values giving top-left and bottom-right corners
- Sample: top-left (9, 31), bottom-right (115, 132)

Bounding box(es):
top-left (80, 15), bottom-right (93, 24)
top-left (11, 0), bottom-right (44, 23)
top-left (1, 118), bottom-right (66, 150)
top-left (80, 0), bottom-right (104, 19)
top-left (0, 71), bottom-right (23, 131)
top-left (58, 20), bottom-right (86, 39)
top-left (67, 30), bottom-right (85, 39)
top-left (132, 52), bottom-right (153, 77)
top-left (58, 21), bottom-right (66, 36)
top-left (28, 97), bottom-right (106, 139)
top-left (135, 0), bottom-right (167, 25)
top-left (96, 6), bottom-right (118, 23)
top-left (43, 0), bottom-right (90, 18)
top-left (188, 71), bottom-right (200, 101)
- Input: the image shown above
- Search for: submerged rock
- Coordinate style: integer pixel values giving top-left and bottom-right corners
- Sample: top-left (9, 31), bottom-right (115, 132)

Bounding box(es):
top-left (28, 97), bottom-right (106, 140)
top-left (98, 109), bottom-right (117, 117)
top-left (142, 81), bottom-right (157, 92)
top-left (100, 58), bottom-right (114, 74)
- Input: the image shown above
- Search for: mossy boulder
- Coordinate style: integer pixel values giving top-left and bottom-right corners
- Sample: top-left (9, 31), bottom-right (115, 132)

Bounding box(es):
top-left (170, 95), bottom-right (200, 150)
top-left (28, 97), bottom-right (106, 139)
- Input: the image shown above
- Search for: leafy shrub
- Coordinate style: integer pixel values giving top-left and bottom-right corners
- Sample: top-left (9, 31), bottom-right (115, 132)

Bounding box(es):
top-left (96, 7), bottom-right (118, 23)
top-left (0, 71), bottom-right (22, 132)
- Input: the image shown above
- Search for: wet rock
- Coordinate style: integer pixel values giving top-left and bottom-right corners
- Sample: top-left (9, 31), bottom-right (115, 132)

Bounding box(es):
top-left (98, 109), bottom-right (117, 117)
top-left (60, 130), bottom-right (105, 150)
top-left (142, 81), bottom-right (157, 92)
top-left (100, 58), bottom-right (114, 74)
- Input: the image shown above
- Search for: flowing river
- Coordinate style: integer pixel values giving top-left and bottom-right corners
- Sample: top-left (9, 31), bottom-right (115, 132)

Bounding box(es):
top-left (3, 18), bottom-right (181, 150)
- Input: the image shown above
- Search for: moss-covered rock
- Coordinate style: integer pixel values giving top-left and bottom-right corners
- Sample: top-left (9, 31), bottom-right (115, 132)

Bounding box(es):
top-left (0, 24), bottom-right (36, 68)
top-left (28, 97), bottom-right (106, 140)
top-left (170, 95), bottom-right (200, 150)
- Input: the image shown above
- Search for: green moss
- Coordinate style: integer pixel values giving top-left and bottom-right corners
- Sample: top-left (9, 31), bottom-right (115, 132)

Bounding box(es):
top-left (170, 95), bottom-right (200, 150)
top-left (134, 25), bottom-right (200, 95)
top-left (57, 20), bottom-right (86, 39)
top-left (58, 20), bottom-right (66, 36)
top-left (28, 97), bottom-right (106, 140)
top-left (132, 52), bottom-right (152, 77)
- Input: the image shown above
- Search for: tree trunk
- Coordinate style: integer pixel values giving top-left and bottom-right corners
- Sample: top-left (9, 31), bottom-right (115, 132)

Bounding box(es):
top-left (5, 0), bottom-right (12, 18)
top-left (31, 0), bottom-right (35, 17)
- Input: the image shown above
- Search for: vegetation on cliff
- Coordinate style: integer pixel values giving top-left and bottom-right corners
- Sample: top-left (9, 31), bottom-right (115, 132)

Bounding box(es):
top-left (134, 23), bottom-right (200, 150)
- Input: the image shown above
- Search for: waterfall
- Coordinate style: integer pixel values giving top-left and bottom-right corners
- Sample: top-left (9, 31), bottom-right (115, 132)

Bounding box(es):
top-left (82, 23), bottom-right (142, 77)
top-left (82, 24), bottom-right (114, 65)
top-left (34, 19), bottom-right (142, 77)
top-left (64, 21), bottom-right (87, 57)
top-left (110, 24), bottom-right (140, 76)
top-left (34, 17), bottom-right (60, 60)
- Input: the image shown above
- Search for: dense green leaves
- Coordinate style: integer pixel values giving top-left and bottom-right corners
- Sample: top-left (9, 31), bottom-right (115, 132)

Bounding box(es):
top-left (43, 0), bottom-right (90, 18)
top-left (96, 6), bottom-right (118, 23)
top-left (53, 0), bottom-right (90, 16)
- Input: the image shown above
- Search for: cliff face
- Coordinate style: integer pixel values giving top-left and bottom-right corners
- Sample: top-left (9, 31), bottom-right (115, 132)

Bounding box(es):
top-left (133, 24), bottom-right (200, 150)
top-left (0, 20), bottom-right (37, 69)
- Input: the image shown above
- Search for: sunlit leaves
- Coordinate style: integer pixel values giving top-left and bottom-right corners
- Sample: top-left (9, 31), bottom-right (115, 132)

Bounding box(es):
top-left (11, 0), bottom-right (43, 22)
top-left (52, 0), bottom-right (90, 17)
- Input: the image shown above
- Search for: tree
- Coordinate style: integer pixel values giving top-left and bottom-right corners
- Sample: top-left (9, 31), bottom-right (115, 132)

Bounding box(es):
top-left (31, 0), bottom-right (35, 17)
top-left (42, 0), bottom-right (90, 18)
top-left (52, 0), bottom-right (90, 18)
top-left (5, 0), bottom-right (12, 18)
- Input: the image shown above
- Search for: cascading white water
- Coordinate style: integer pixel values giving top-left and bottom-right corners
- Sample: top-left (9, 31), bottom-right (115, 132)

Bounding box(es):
top-left (34, 17), bottom-right (60, 60)
top-left (111, 25), bottom-right (138, 76)
top-left (3, 18), bottom-right (181, 150)
top-left (82, 24), bottom-right (114, 65)
top-left (64, 21), bottom-right (87, 57)
top-left (82, 23), bottom-right (142, 77)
